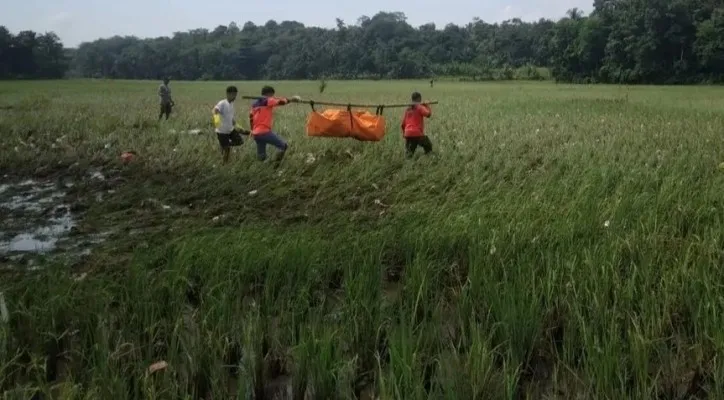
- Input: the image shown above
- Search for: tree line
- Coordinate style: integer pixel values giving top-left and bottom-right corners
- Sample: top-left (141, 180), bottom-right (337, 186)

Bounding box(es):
top-left (0, 27), bottom-right (68, 79)
top-left (1, 0), bottom-right (723, 84)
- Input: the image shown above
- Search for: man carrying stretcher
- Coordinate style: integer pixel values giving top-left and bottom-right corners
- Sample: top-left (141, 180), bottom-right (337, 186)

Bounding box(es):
top-left (401, 91), bottom-right (433, 157)
top-left (249, 85), bottom-right (301, 163)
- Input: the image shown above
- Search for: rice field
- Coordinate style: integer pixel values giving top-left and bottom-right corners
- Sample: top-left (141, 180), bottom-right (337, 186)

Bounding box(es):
top-left (1, 79), bottom-right (724, 399)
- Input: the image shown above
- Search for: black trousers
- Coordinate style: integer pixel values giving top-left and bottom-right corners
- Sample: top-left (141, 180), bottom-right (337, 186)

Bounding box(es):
top-left (216, 129), bottom-right (247, 148)
top-left (405, 136), bottom-right (433, 156)
top-left (159, 103), bottom-right (172, 117)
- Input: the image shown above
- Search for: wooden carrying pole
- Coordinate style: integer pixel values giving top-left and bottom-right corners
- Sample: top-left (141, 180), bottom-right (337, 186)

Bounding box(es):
top-left (241, 96), bottom-right (438, 109)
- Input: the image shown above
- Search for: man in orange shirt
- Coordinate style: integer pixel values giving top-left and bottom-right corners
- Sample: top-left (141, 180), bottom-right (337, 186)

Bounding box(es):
top-left (401, 92), bottom-right (433, 157)
top-left (249, 86), bottom-right (301, 163)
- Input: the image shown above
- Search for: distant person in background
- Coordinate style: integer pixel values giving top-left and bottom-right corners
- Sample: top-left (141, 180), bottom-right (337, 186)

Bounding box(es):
top-left (430, 79), bottom-right (434, 87)
top-left (213, 85), bottom-right (241, 164)
top-left (158, 78), bottom-right (174, 120)
top-left (401, 91), bottom-right (433, 158)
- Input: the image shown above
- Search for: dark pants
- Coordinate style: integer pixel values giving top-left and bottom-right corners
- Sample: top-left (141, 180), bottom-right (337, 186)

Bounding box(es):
top-left (405, 136), bottom-right (433, 157)
top-left (159, 102), bottom-right (172, 119)
top-left (217, 130), bottom-right (244, 149)
top-left (253, 132), bottom-right (288, 161)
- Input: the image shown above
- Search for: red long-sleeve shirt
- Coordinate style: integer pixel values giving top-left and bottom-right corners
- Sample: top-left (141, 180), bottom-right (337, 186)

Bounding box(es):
top-left (401, 104), bottom-right (432, 138)
top-left (249, 96), bottom-right (289, 135)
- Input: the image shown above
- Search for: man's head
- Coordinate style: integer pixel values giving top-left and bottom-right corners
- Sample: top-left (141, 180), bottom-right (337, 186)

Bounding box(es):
top-left (163, 77), bottom-right (170, 85)
top-left (226, 86), bottom-right (238, 102)
top-left (411, 92), bottom-right (422, 103)
top-left (261, 86), bottom-right (275, 97)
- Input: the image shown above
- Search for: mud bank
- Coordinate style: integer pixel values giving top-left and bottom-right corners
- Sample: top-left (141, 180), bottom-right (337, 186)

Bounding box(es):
top-left (0, 177), bottom-right (108, 266)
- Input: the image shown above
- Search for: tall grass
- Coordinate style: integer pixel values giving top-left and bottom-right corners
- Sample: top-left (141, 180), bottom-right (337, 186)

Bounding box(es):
top-left (1, 79), bottom-right (724, 398)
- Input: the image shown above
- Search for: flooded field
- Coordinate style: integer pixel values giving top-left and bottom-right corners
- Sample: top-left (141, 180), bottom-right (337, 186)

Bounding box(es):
top-left (0, 177), bottom-right (108, 267)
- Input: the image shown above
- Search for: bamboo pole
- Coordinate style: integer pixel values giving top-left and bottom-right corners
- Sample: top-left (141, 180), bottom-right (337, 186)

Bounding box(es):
top-left (240, 96), bottom-right (438, 109)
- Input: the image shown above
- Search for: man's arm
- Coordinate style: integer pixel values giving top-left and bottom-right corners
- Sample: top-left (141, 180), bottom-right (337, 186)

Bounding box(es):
top-left (416, 104), bottom-right (432, 118)
top-left (267, 95), bottom-right (301, 107)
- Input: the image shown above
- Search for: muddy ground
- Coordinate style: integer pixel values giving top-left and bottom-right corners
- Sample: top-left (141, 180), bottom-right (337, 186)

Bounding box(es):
top-left (0, 168), bottom-right (118, 271)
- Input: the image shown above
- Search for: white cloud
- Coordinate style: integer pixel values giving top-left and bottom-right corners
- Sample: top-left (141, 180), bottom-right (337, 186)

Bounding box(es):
top-left (499, 5), bottom-right (522, 20)
top-left (47, 11), bottom-right (72, 23)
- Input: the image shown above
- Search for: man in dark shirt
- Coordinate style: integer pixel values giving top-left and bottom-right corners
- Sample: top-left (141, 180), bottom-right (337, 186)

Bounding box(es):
top-left (158, 78), bottom-right (174, 121)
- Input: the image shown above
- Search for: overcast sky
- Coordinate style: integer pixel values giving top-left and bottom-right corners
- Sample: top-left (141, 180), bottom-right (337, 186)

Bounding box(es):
top-left (1, 0), bottom-right (592, 48)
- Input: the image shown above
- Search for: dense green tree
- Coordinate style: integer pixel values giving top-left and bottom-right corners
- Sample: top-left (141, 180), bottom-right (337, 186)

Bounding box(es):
top-left (3, 1), bottom-right (724, 83)
top-left (65, 12), bottom-right (558, 81)
top-left (695, 7), bottom-right (724, 80)
top-left (0, 28), bottom-right (67, 79)
top-left (551, 0), bottom-right (724, 83)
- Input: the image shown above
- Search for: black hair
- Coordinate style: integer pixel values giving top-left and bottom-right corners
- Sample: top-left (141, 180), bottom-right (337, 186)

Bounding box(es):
top-left (226, 86), bottom-right (238, 94)
top-left (411, 92), bottom-right (422, 102)
top-left (261, 86), bottom-right (275, 96)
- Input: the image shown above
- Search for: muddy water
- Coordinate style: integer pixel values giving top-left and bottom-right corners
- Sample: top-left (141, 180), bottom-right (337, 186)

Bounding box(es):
top-left (0, 178), bottom-right (101, 260)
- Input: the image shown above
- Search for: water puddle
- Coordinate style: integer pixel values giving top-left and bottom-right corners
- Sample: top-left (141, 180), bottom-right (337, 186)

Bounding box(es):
top-left (0, 179), bottom-right (104, 261)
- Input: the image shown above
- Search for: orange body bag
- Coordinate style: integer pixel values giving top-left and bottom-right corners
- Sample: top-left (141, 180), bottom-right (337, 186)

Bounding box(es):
top-left (306, 108), bottom-right (386, 142)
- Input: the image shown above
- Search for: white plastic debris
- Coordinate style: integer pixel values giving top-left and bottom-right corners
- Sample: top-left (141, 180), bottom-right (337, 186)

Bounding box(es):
top-left (148, 361), bottom-right (168, 374)
top-left (73, 273), bottom-right (88, 282)
top-left (248, 190), bottom-right (258, 196)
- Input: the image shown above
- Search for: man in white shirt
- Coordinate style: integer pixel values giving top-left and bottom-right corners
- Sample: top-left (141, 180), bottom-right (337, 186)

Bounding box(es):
top-left (212, 85), bottom-right (246, 164)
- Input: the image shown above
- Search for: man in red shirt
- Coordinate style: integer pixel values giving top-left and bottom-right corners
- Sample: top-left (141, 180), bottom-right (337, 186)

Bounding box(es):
top-left (401, 92), bottom-right (433, 157)
top-left (249, 85), bottom-right (300, 163)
